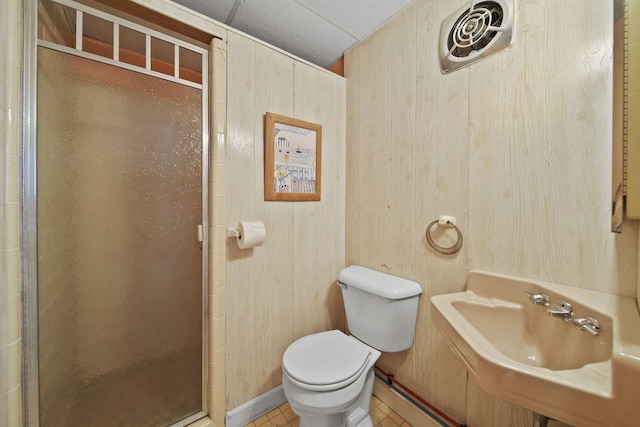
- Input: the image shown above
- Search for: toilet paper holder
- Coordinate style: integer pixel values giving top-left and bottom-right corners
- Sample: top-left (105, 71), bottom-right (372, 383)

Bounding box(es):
top-left (227, 221), bottom-right (267, 249)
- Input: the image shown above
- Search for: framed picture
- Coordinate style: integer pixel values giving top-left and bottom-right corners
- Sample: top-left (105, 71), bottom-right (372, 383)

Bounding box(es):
top-left (264, 112), bottom-right (322, 201)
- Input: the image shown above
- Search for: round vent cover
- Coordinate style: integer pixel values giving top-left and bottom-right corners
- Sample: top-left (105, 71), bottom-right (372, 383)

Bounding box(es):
top-left (440, 0), bottom-right (515, 74)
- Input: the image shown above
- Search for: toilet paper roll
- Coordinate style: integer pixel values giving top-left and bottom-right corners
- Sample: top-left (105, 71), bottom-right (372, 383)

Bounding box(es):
top-left (237, 221), bottom-right (266, 249)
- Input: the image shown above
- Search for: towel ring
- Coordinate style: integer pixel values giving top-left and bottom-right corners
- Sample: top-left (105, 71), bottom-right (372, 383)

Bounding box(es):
top-left (425, 220), bottom-right (463, 255)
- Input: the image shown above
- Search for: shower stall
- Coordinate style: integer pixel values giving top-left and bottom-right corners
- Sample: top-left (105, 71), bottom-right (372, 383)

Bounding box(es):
top-left (23, 0), bottom-right (210, 425)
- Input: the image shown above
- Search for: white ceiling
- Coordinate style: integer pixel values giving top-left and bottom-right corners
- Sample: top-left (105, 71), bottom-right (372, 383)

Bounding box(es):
top-left (170, 0), bottom-right (414, 68)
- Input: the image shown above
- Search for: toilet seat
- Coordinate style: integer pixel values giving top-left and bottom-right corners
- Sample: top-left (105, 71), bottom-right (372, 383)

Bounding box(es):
top-left (283, 330), bottom-right (372, 392)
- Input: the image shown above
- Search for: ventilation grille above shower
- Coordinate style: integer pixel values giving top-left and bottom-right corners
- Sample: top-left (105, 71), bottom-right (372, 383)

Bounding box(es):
top-left (440, 0), bottom-right (515, 74)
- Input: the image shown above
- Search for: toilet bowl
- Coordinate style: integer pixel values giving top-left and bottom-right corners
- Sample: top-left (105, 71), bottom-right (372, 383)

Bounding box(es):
top-left (282, 330), bottom-right (381, 427)
top-left (281, 266), bottom-right (422, 427)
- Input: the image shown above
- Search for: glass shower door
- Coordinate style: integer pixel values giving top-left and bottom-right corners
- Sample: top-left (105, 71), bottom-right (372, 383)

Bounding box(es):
top-left (36, 46), bottom-right (204, 427)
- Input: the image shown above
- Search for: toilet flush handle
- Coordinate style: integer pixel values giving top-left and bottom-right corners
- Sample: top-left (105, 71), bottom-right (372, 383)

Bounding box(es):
top-left (338, 281), bottom-right (348, 290)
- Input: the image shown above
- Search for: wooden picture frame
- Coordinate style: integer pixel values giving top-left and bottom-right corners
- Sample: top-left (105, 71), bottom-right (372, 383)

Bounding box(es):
top-left (264, 112), bottom-right (322, 201)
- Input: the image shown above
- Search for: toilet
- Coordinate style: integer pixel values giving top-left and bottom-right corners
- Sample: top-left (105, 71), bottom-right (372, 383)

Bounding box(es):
top-left (282, 265), bottom-right (422, 427)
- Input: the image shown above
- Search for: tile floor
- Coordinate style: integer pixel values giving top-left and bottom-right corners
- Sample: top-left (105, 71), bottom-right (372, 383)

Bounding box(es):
top-left (243, 395), bottom-right (412, 427)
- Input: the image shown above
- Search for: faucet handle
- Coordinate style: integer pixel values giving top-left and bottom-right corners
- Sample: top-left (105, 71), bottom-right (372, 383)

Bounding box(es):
top-left (525, 292), bottom-right (550, 307)
top-left (573, 315), bottom-right (601, 336)
top-left (546, 301), bottom-right (573, 321)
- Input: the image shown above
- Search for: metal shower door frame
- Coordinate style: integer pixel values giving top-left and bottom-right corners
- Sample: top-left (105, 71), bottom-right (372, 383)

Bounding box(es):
top-left (21, 0), bottom-right (211, 425)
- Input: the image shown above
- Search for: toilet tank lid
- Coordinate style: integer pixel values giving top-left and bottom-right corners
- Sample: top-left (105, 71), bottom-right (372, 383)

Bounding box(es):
top-left (338, 265), bottom-right (422, 299)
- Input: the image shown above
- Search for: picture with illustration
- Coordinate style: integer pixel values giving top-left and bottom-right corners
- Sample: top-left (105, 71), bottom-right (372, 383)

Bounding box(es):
top-left (265, 113), bottom-right (321, 201)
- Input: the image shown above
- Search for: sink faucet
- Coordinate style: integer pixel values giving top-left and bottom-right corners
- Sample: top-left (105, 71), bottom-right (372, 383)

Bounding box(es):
top-left (546, 301), bottom-right (573, 321)
top-left (573, 315), bottom-right (601, 336)
top-left (525, 292), bottom-right (550, 306)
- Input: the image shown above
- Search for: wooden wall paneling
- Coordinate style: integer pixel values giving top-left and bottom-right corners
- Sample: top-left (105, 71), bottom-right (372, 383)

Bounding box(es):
top-left (611, 221), bottom-right (640, 297)
top-left (222, 0), bottom-right (639, 422)
top-left (226, 32), bottom-right (261, 409)
top-left (378, 0), bottom-right (419, 387)
top-left (411, 0), bottom-right (469, 421)
top-left (226, 30), bottom-right (346, 411)
top-left (465, 17), bottom-right (514, 427)
top-left (468, 52), bottom-right (499, 273)
top-left (467, 378), bottom-right (570, 427)
top-left (352, 25), bottom-right (394, 273)
top-left (466, 0), bottom-right (638, 424)
top-left (464, 377), bottom-right (493, 427)
top-left (490, 0), bottom-right (638, 296)
top-left (251, 41), bottom-right (295, 397)
top-left (346, 0), bottom-right (639, 426)
top-left (412, 0), bottom-right (469, 290)
top-left (345, 33), bottom-right (364, 268)
top-left (491, 397), bottom-right (532, 427)
top-left (586, 2), bottom-right (638, 296)
top-left (388, 3), bottom-right (417, 281)
top-left (344, 0), bottom-right (471, 421)
top-left (344, 12), bottom-right (391, 355)
top-left (292, 63), bottom-right (347, 340)
top-left (225, 32), bottom-right (296, 407)
top-left (629, 0), bottom-right (640, 218)
top-left (492, 0), bottom-right (585, 284)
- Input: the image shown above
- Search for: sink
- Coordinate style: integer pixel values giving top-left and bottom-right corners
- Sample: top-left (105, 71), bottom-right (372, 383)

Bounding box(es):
top-left (431, 270), bottom-right (640, 427)
top-left (451, 298), bottom-right (612, 370)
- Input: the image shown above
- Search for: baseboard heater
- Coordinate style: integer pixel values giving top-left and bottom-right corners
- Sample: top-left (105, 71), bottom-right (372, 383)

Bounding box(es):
top-left (374, 365), bottom-right (466, 427)
top-left (224, 368), bottom-right (465, 427)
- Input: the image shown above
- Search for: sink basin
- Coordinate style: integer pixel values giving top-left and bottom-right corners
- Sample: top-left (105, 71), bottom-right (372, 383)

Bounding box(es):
top-left (431, 271), bottom-right (640, 427)
top-left (451, 298), bottom-right (612, 370)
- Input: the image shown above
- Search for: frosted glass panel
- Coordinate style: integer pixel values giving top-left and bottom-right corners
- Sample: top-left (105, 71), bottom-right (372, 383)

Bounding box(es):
top-left (37, 47), bottom-right (203, 427)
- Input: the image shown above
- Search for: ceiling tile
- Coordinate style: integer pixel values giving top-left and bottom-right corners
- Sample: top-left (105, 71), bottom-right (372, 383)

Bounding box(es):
top-left (298, 0), bottom-right (414, 39)
top-left (172, 0), bottom-right (413, 67)
top-left (171, 0), bottom-right (238, 24)
top-left (230, 0), bottom-right (358, 67)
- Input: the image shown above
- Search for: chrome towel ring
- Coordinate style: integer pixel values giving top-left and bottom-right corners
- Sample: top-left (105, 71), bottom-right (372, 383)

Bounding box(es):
top-left (425, 216), bottom-right (463, 255)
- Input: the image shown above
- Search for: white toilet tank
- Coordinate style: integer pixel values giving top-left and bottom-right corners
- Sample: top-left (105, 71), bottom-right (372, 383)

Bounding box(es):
top-left (338, 265), bottom-right (422, 352)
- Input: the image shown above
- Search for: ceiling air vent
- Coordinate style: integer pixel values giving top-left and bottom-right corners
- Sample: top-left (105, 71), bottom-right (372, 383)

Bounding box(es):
top-left (439, 0), bottom-right (515, 74)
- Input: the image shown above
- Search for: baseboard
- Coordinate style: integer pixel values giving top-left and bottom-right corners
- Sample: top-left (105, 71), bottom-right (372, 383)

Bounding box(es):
top-left (373, 377), bottom-right (449, 427)
top-left (224, 385), bottom-right (287, 427)
top-left (224, 378), bottom-right (449, 427)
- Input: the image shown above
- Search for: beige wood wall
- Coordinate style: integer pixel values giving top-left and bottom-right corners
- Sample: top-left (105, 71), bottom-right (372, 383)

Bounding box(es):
top-left (345, 0), bottom-right (638, 426)
top-left (225, 31), bottom-right (347, 409)
top-left (627, 0), bottom-right (640, 218)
